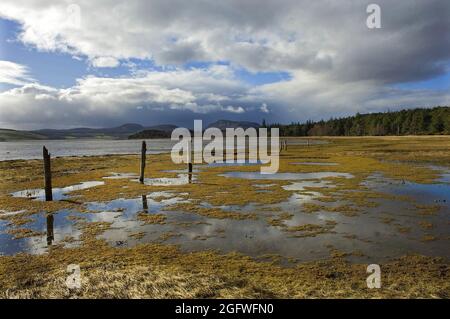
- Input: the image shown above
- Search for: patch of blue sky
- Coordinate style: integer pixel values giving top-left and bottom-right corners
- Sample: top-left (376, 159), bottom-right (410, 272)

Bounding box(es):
top-left (235, 68), bottom-right (291, 85)
top-left (0, 18), bottom-right (86, 88)
top-left (184, 60), bottom-right (291, 85)
top-left (1, 18), bottom-right (290, 89)
top-left (391, 71), bottom-right (450, 91)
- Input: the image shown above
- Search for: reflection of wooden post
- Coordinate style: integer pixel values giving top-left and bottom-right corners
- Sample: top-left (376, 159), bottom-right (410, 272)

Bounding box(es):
top-left (142, 195), bottom-right (148, 212)
top-left (43, 146), bottom-right (52, 201)
top-left (46, 213), bottom-right (54, 246)
top-left (139, 141), bottom-right (146, 184)
top-left (187, 141), bottom-right (192, 173)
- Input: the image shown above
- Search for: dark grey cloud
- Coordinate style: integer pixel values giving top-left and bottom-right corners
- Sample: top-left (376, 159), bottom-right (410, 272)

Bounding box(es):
top-left (0, 0), bottom-right (449, 129)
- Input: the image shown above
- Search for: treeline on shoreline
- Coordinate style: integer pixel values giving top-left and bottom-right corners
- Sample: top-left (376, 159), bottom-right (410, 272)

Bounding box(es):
top-left (265, 106), bottom-right (450, 136)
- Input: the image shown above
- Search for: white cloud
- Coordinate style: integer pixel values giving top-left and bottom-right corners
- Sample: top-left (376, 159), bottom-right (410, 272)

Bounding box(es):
top-left (260, 103), bottom-right (269, 113)
top-left (0, 60), bottom-right (34, 85)
top-left (1, 63), bottom-right (448, 129)
top-left (223, 105), bottom-right (245, 114)
top-left (90, 57), bottom-right (120, 68)
top-left (252, 70), bottom-right (450, 121)
top-left (0, 65), bottom-right (254, 128)
top-left (1, 0), bottom-right (448, 80)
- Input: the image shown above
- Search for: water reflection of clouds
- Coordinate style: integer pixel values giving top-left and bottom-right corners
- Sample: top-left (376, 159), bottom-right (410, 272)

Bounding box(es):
top-left (2, 172), bottom-right (450, 263)
top-left (221, 171), bottom-right (353, 180)
top-left (11, 181), bottom-right (105, 201)
top-left (4, 211), bottom-right (83, 255)
top-left (134, 174), bottom-right (195, 186)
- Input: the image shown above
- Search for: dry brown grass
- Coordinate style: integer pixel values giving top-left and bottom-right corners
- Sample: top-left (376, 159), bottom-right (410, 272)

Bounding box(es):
top-left (0, 242), bottom-right (448, 299)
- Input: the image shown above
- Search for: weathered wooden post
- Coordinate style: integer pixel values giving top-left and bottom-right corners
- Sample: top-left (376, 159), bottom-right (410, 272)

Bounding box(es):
top-left (284, 139), bottom-right (288, 151)
top-left (139, 141), bottom-right (146, 183)
top-left (142, 195), bottom-right (148, 212)
top-left (43, 146), bottom-right (52, 201)
top-left (187, 140), bottom-right (193, 173)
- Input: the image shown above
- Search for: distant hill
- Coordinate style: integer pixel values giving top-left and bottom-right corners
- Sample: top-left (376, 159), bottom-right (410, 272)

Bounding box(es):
top-left (207, 120), bottom-right (260, 130)
top-left (31, 123), bottom-right (146, 139)
top-left (128, 129), bottom-right (172, 139)
top-left (145, 124), bottom-right (178, 132)
top-left (0, 123), bottom-right (178, 141)
top-left (0, 129), bottom-right (47, 141)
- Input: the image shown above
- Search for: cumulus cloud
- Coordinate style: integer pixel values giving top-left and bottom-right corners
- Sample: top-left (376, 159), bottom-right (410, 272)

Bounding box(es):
top-left (1, 0), bottom-right (448, 79)
top-left (1, 62), bottom-right (448, 129)
top-left (0, 0), bottom-right (449, 128)
top-left (260, 103), bottom-right (269, 113)
top-left (90, 57), bottom-right (120, 68)
top-left (0, 65), bottom-right (255, 128)
top-left (252, 70), bottom-right (450, 121)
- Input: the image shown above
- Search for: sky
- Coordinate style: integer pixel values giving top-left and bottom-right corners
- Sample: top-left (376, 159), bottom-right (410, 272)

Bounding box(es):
top-left (0, 0), bottom-right (449, 130)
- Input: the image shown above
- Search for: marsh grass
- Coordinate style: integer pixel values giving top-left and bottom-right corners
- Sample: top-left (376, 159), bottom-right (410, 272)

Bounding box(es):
top-left (0, 136), bottom-right (449, 298)
top-left (0, 242), bottom-right (448, 298)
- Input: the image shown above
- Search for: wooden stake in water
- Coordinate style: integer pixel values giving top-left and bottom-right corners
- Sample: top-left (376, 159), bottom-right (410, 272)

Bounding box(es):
top-left (43, 146), bottom-right (53, 201)
top-left (139, 141), bottom-right (147, 184)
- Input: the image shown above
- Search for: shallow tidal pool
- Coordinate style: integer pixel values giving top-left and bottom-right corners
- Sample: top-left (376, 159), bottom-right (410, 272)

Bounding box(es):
top-left (2, 165), bottom-right (449, 264)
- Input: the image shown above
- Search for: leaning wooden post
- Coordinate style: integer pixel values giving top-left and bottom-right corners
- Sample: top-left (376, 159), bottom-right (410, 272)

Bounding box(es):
top-left (187, 140), bottom-right (193, 173)
top-left (139, 141), bottom-right (147, 184)
top-left (43, 146), bottom-right (52, 201)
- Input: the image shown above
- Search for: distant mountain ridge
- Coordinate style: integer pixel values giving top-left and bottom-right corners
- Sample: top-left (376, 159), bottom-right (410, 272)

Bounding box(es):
top-left (0, 129), bottom-right (47, 141)
top-left (0, 120), bottom-right (261, 141)
top-left (0, 124), bottom-right (178, 141)
top-left (128, 129), bottom-right (172, 139)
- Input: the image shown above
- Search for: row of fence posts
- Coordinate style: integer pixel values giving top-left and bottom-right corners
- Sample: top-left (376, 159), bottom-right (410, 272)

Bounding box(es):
top-left (40, 138), bottom-right (312, 247)
top-left (41, 140), bottom-right (194, 201)
top-left (41, 138), bottom-right (315, 201)
top-left (41, 140), bottom-right (193, 247)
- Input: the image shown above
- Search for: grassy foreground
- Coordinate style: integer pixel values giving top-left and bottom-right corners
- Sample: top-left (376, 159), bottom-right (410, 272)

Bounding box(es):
top-left (0, 136), bottom-right (449, 298)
